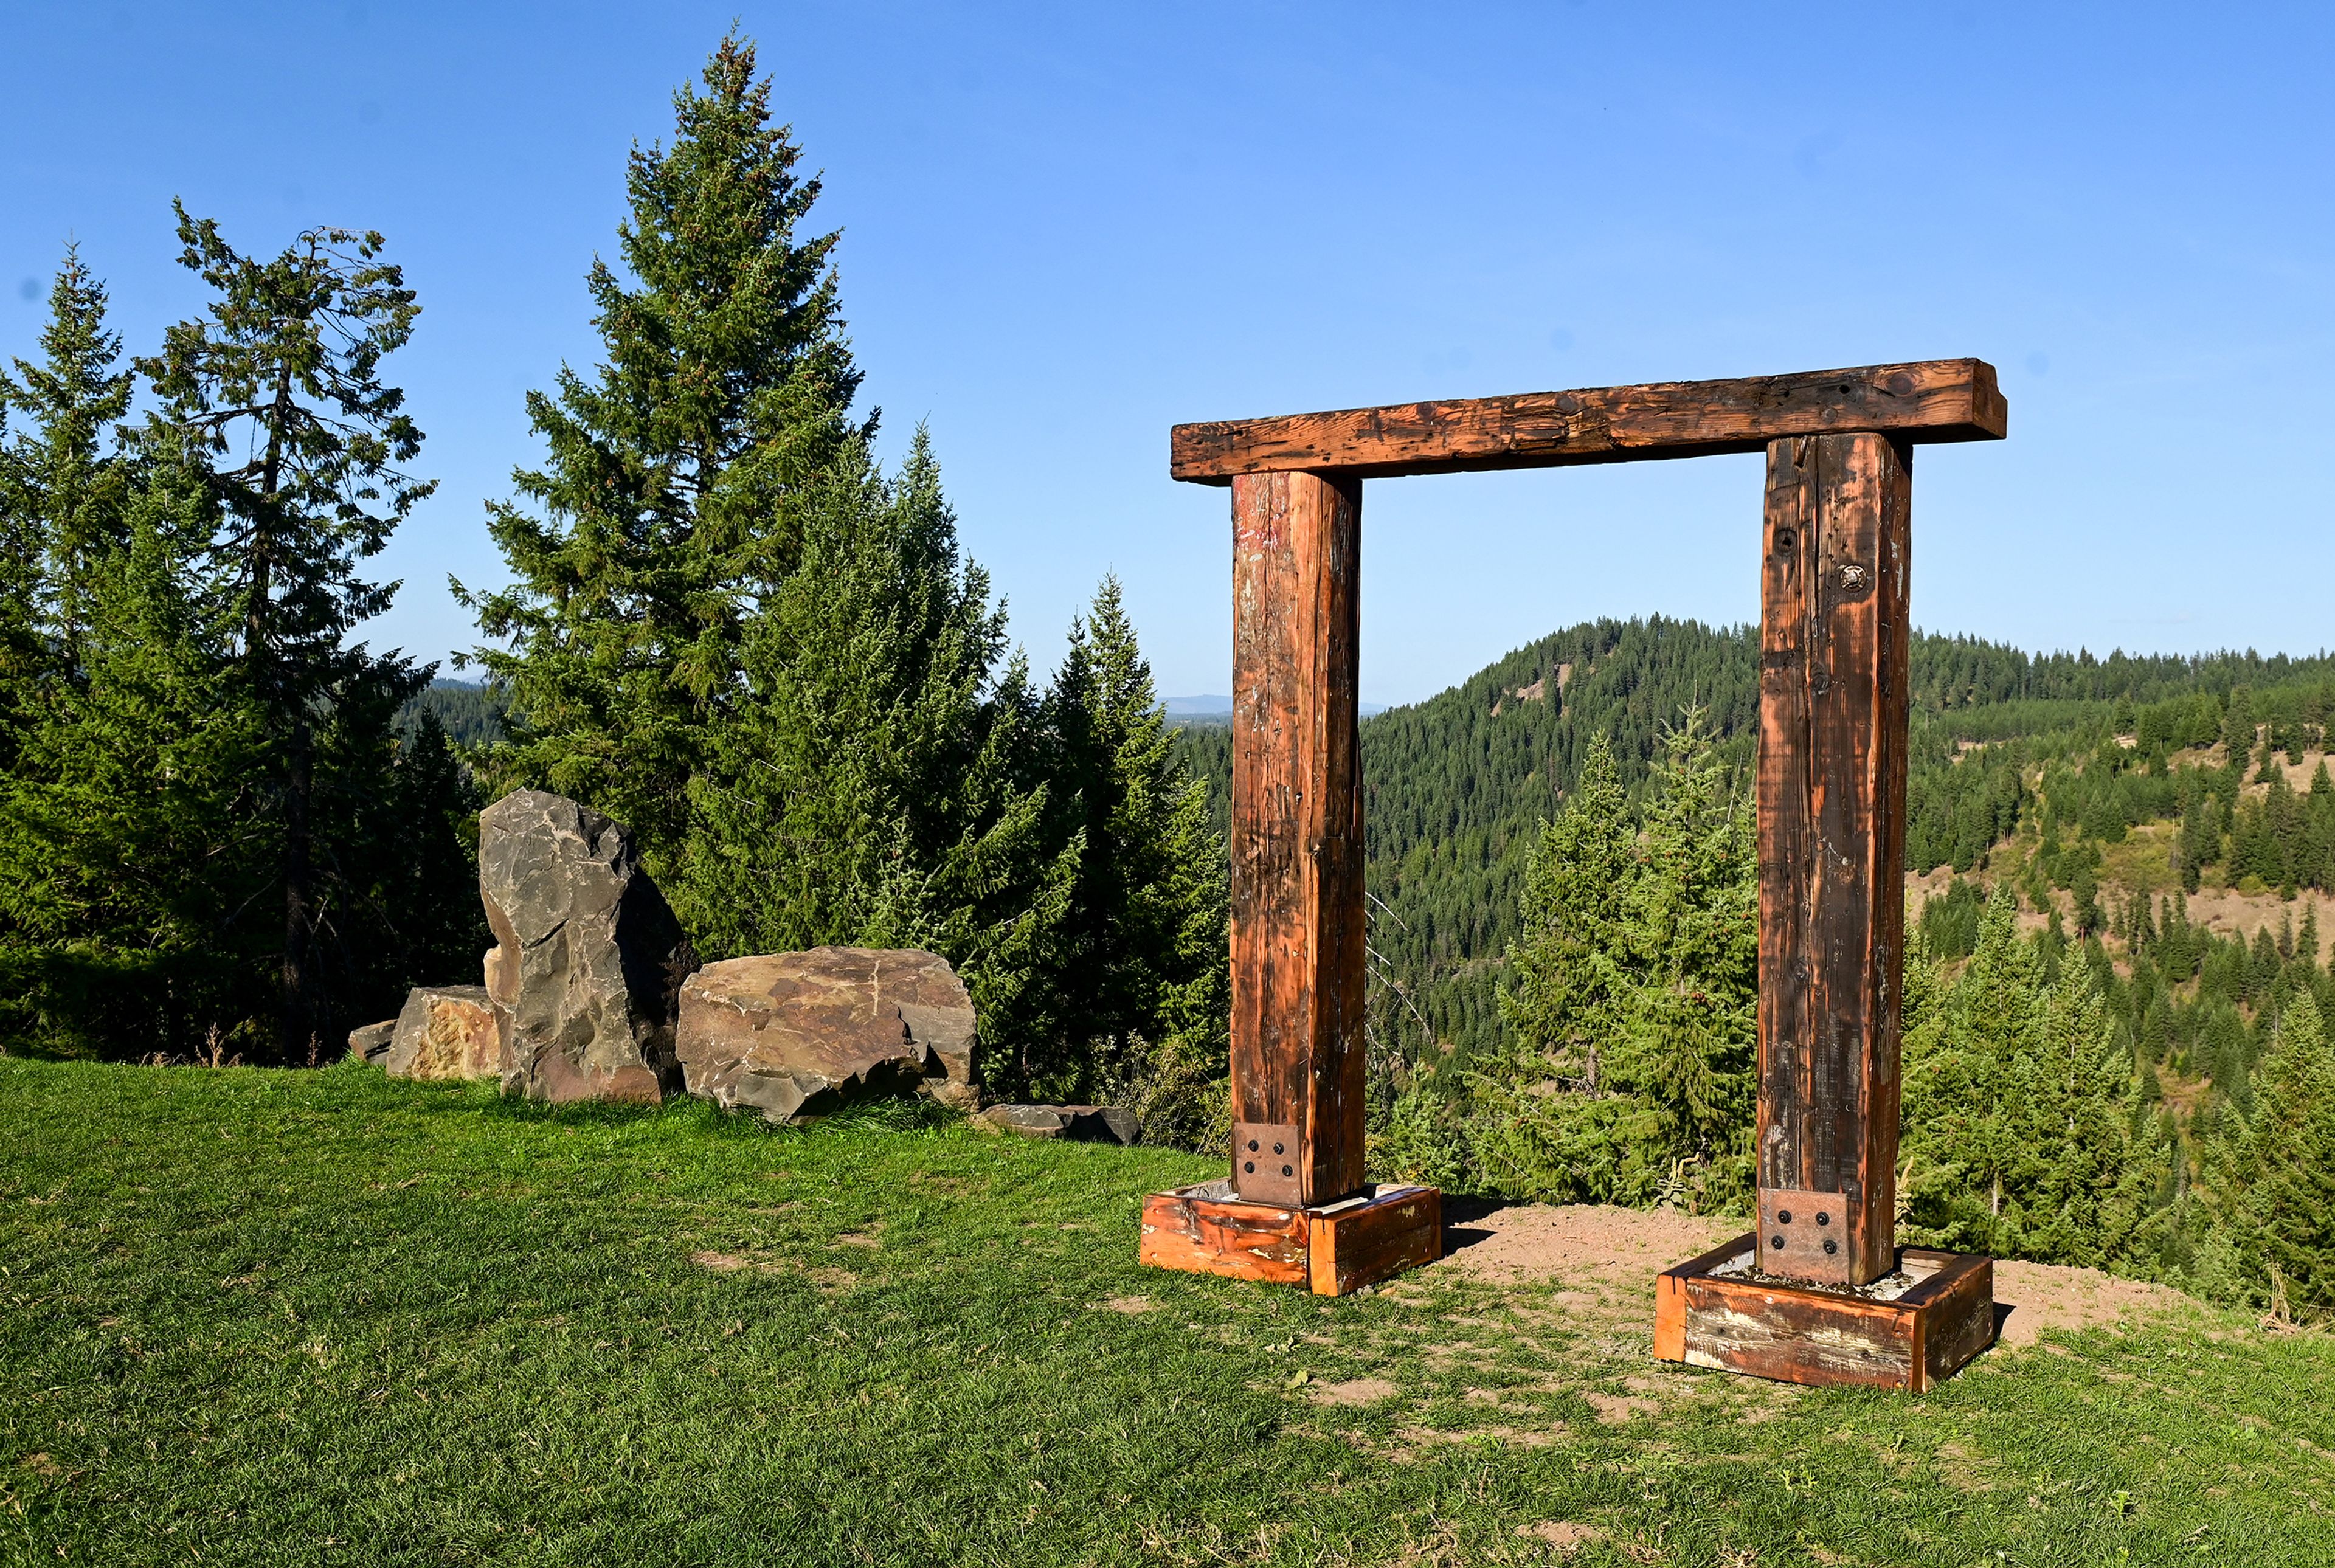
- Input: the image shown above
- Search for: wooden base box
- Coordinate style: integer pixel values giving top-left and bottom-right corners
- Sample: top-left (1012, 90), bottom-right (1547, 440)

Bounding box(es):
top-left (1655, 1233), bottom-right (1995, 1392)
top-left (1139, 1180), bottom-right (1441, 1297)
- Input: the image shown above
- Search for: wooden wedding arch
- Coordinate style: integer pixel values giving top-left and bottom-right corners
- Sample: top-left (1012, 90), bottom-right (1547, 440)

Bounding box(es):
top-left (1138, 359), bottom-right (2009, 1390)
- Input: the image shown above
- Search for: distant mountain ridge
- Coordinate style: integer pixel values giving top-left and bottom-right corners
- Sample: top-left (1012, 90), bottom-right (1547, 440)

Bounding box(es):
top-left (413, 683), bottom-right (1382, 737)
top-left (1164, 695), bottom-right (1388, 721)
top-left (1172, 615), bottom-right (2335, 1072)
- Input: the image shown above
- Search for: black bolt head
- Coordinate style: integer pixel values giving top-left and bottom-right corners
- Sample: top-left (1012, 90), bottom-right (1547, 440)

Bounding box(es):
top-left (1816, 1211), bottom-right (1830, 1226)
top-left (1273, 1142), bottom-right (1284, 1155)
top-left (1777, 1209), bottom-right (1793, 1224)
top-left (1823, 1239), bottom-right (1839, 1255)
top-left (1244, 1161), bottom-right (1255, 1173)
top-left (1281, 1164), bottom-right (1293, 1178)
top-left (1769, 1235), bottom-right (1784, 1249)
top-left (1247, 1139), bottom-right (1258, 1152)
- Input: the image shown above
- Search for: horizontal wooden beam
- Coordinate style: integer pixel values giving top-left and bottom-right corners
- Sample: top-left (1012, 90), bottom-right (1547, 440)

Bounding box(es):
top-left (1169, 359), bottom-right (2005, 484)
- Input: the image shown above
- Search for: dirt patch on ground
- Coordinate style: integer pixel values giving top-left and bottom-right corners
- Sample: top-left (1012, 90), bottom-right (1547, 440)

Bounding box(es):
top-left (1309, 1376), bottom-right (1399, 1407)
top-left (1993, 1259), bottom-right (2193, 1345)
top-left (1389, 1425), bottom-right (1558, 1459)
top-left (2174, 885), bottom-right (2334, 961)
top-left (1438, 1203), bottom-right (1737, 1291)
top-left (1096, 1295), bottom-right (1154, 1314)
top-left (1516, 1519), bottom-right (1603, 1555)
top-left (1433, 1205), bottom-right (2193, 1350)
top-left (1582, 1391), bottom-right (1657, 1424)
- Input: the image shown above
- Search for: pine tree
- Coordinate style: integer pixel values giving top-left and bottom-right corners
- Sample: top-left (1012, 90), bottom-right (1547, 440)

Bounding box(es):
top-left (1026, 575), bottom-right (1230, 1133)
top-left (0, 488), bottom-right (268, 1054)
top-left (674, 433), bottom-right (1074, 1073)
top-left (2178, 793), bottom-right (2212, 891)
top-left (0, 254), bottom-right (258, 1056)
top-left (465, 34), bottom-right (867, 869)
top-left (1901, 886), bottom-right (2041, 1249)
top-left (2222, 992), bottom-right (2335, 1316)
top-left (2069, 857), bottom-right (2103, 936)
top-left (2223, 687), bottom-right (2255, 758)
top-left (1478, 717), bottom-right (1757, 1208)
top-left (0, 249), bottom-right (137, 826)
top-left (135, 207), bottom-right (441, 1058)
top-left (0, 247), bottom-right (137, 676)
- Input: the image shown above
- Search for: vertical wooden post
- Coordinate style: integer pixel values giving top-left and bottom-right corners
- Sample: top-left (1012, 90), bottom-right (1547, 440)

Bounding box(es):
top-left (1228, 469), bottom-right (1367, 1208)
top-left (1757, 432), bottom-right (1911, 1287)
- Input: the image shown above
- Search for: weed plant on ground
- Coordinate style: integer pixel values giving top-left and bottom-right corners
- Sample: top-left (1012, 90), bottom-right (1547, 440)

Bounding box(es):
top-left (2, 1059), bottom-right (2331, 1566)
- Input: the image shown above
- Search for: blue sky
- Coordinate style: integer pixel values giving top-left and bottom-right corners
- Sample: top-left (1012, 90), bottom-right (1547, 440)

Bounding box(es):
top-left (4, 3), bottom-right (2331, 706)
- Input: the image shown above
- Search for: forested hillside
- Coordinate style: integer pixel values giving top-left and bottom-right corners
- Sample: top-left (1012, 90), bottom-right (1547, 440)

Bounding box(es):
top-left (1176, 617), bottom-right (2335, 1311)
top-left (401, 680), bottom-right (505, 747)
top-left (1175, 620), bottom-right (2335, 1072)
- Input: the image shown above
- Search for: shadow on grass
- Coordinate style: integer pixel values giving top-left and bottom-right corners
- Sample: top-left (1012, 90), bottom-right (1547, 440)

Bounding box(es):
top-left (473, 1080), bottom-right (964, 1140)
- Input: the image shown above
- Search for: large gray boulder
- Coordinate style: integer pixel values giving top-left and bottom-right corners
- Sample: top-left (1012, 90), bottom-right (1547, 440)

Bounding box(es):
top-left (385, 985), bottom-right (500, 1081)
top-left (676, 947), bottom-right (978, 1123)
top-left (480, 790), bottom-right (697, 1105)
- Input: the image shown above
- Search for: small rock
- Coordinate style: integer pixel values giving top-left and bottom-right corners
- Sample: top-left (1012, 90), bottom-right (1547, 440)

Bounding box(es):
top-left (346, 1020), bottom-right (395, 1065)
top-left (972, 1103), bottom-right (1139, 1145)
top-left (676, 947), bottom-right (978, 1123)
top-left (386, 986), bottom-right (500, 1081)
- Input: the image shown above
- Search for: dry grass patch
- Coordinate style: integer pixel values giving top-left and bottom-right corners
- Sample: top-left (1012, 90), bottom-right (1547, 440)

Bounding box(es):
top-left (1516, 1519), bottom-right (1605, 1556)
top-left (1308, 1376), bottom-right (1399, 1407)
top-left (1582, 1390), bottom-right (1658, 1425)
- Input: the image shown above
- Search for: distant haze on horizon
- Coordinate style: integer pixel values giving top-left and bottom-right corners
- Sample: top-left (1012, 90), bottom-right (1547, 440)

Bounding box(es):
top-left (6, 3), bottom-right (2331, 706)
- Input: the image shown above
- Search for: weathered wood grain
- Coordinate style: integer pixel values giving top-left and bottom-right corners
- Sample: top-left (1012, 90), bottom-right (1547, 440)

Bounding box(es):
top-left (1654, 1235), bottom-right (1754, 1362)
top-left (1229, 470), bottom-right (1368, 1207)
top-left (1308, 1186), bottom-right (1440, 1297)
top-left (1653, 1237), bottom-right (1996, 1392)
top-left (1138, 1183), bottom-right (1309, 1287)
top-left (1901, 1251), bottom-right (1998, 1390)
top-left (1171, 360), bottom-right (2004, 483)
top-left (1681, 1275), bottom-right (1912, 1389)
top-left (1757, 433), bottom-right (1911, 1287)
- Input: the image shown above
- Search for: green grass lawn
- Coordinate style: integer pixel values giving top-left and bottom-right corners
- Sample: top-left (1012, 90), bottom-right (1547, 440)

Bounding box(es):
top-left (4, 1059), bottom-right (2332, 1566)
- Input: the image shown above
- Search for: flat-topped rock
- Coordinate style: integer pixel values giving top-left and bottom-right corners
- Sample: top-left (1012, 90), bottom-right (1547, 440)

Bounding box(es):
top-left (347, 1019), bottom-right (396, 1066)
top-left (386, 986), bottom-right (500, 1080)
top-left (479, 790), bottom-right (696, 1104)
top-left (676, 947), bottom-right (978, 1123)
top-left (975, 1103), bottom-right (1139, 1145)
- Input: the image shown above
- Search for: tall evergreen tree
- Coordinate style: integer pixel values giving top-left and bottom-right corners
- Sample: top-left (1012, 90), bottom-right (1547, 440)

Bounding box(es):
top-left (2213, 991), bottom-right (2335, 1316)
top-left (0, 491), bottom-right (268, 1055)
top-left (0, 254), bottom-right (254, 1055)
top-left (673, 433), bottom-right (1073, 1067)
top-left (1023, 576), bottom-right (1230, 1136)
top-left (0, 247), bottom-right (137, 679)
top-left (465, 34), bottom-right (868, 868)
top-left (134, 207), bottom-right (446, 1057)
top-left (1467, 717), bottom-right (1758, 1208)
top-left (1899, 885), bottom-right (2173, 1266)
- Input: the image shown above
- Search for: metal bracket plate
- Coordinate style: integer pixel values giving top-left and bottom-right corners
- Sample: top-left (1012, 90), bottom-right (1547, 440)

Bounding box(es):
top-left (1758, 1187), bottom-right (1853, 1285)
top-left (1232, 1121), bottom-right (1304, 1206)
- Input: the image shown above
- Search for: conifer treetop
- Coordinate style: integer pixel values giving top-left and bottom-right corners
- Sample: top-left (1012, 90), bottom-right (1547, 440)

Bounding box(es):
top-left (136, 204), bottom-right (434, 678)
